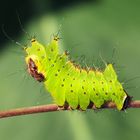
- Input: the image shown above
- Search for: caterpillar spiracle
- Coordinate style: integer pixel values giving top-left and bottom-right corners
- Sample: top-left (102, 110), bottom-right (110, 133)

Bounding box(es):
top-left (25, 37), bottom-right (131, 111)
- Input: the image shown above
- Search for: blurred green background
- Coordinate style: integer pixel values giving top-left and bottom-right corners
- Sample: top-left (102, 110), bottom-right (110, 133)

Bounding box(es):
top-left (0, 0), bottom-right (140, 140)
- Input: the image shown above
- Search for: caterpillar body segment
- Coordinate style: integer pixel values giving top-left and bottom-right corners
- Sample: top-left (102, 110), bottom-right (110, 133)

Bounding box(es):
top-left (25, 38), bottom-right (129, 110)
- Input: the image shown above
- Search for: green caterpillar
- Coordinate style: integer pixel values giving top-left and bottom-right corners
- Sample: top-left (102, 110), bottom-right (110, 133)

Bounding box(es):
top-left (25, 37), bottom-right (130, 110)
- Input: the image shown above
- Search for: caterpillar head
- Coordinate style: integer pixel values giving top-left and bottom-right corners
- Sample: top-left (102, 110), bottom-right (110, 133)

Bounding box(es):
top-left (24, 39), bottom-right (47, 82)
top-left (24, 38), bottom-right (59, 82)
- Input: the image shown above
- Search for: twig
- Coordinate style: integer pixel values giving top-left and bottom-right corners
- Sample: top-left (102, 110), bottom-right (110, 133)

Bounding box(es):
top-left (0, 100), bottom-right (140, 119)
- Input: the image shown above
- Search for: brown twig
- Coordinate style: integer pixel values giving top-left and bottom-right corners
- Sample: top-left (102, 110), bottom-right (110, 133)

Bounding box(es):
top-left (0, 100), bottom-right (140, 119)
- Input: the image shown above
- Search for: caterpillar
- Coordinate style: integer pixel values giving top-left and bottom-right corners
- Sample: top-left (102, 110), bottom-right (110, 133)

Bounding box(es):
top-left (25, 37), bottom-right (131, 111)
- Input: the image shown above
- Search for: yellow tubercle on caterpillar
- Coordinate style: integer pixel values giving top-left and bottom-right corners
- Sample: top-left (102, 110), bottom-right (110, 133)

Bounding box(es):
top-left (31, 38), bottom-right (36, 43)
top-left (53, 35), bottom-right (60, 42)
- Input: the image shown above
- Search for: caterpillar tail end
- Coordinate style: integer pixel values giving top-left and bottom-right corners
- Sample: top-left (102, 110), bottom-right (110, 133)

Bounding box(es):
top-left (122, 95), bottom-right (132, 110)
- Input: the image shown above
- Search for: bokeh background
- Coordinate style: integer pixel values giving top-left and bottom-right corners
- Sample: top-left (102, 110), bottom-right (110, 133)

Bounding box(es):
top-left (0, 0), bottom-right (140, 140)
